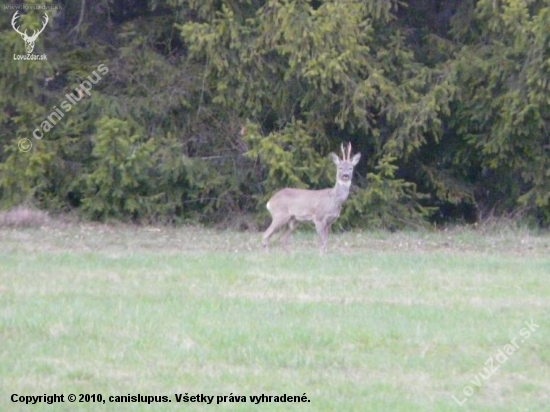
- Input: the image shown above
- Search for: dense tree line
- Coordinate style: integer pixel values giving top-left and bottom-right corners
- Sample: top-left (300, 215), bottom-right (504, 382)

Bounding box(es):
top-left (1, 0), bottom-right (549, 228)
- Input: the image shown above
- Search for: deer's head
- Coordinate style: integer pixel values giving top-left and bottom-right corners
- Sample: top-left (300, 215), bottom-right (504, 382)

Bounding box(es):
top-left (330, 142), bottom-right (361, 185)
top-left (12, 11), bottom-right (49, 54)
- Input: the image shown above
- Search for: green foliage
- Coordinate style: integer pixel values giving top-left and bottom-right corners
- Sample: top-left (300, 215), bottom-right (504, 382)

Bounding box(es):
top-left (1, 0), bottom-right (549, 227)
top-left (449, 0), bottom-right (550, 220)
top-left (81, 117), bottom-right (156, 220)
top-left (179, 0), bottom-right (446, 228)
top-left (244, 121), bottom-right (433, 228)
top-left (244, 120), bottom-right (331, 193)
top-left (343, 155), bottom-right (434, 230)
top-left (0, 144), bottom-right (55, 208)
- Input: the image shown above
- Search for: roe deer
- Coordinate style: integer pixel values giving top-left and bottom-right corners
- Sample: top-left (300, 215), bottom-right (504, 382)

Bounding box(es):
top-left (262, 142), bottom-right (361, 254)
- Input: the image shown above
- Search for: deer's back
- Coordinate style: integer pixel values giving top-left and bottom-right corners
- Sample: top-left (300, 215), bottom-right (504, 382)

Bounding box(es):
top-left (267, 188), bottom-right (337, 221)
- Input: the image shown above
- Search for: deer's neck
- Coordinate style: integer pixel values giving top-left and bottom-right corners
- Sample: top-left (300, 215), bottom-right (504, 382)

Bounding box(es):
top-left (332, 180), bottom-right (351, 206)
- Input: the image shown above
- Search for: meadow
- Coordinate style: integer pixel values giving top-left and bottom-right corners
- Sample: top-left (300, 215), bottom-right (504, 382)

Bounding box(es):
top-left (1, 222), bottom-right (549, 411)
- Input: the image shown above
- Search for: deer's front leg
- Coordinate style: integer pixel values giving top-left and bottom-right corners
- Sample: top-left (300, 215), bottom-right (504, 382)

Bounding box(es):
top-left (314, 220), bottom-right (329, 255)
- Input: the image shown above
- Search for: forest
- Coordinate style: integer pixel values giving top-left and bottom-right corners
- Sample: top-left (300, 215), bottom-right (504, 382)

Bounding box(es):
top-left (1, 0), bottom-right (549, 229)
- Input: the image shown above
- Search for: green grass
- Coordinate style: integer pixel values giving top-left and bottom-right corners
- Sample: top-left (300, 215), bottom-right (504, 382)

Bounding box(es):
top-left (1, 224), bottom-right (549, 411)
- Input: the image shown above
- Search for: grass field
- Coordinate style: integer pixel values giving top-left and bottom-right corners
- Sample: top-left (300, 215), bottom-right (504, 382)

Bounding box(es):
top-left (1, 223), bottom-right (549, 411)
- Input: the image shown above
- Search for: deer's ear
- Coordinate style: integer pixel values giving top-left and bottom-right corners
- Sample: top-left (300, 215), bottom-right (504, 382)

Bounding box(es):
top-left (329, 152), bottom-right (340, 165)
top-left (351, 153), bottom-right (361, 166)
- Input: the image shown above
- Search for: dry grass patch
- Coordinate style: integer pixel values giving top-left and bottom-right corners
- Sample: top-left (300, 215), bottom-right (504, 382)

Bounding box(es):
top-left (0, 206), bottom-right (50, 228)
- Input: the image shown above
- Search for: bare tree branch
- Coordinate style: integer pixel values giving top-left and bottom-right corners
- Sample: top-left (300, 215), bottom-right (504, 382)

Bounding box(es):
top-left (68, 0), bottom-right (86, 38)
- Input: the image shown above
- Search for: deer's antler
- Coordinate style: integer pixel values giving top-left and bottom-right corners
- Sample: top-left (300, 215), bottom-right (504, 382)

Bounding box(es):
top-left (11, 11), bottom-right (26, 37)
top-left (11, 11), bottom-right (48, 41)
top-left (30, 14), bottom-right (48, 40)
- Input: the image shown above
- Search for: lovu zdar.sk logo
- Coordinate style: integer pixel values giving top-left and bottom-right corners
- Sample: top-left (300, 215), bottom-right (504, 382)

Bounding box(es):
top-left (12, 11), bottom-right (48, 60)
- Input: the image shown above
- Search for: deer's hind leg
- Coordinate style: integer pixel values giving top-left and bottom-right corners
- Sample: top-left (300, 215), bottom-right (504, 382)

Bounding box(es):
top-left (262, 215), bottom-right (291, 251)
top-left (280, 217), bottom-right (297, 252)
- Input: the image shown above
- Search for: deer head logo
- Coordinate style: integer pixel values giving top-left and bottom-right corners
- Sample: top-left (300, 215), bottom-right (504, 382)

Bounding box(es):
top-left (11, 11), bottom-right (49, 54)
